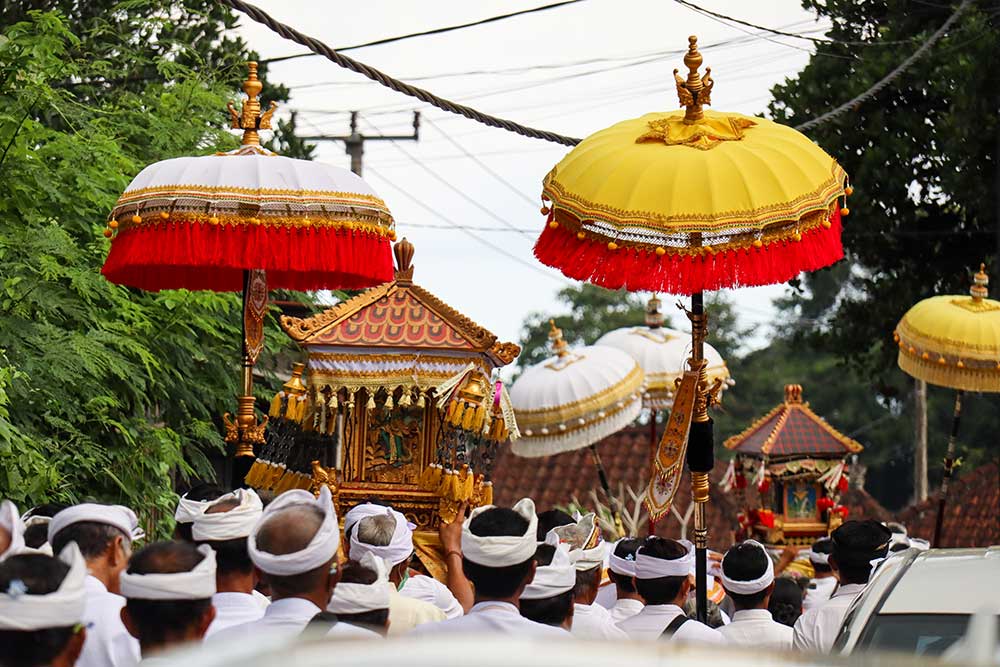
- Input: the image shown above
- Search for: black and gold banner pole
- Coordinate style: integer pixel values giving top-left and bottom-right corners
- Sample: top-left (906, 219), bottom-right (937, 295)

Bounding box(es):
top-left (686, 291), bottom-right (714, 624)
top-left (932, 390), bottom-right (963, 546)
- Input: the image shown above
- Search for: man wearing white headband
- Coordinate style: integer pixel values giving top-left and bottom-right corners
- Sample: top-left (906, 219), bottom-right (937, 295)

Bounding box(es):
top-left (548, 514), bottom-right (625, 640)
top-left (192, 489), bottom-right (268, 636)
top-left (324, 554), bottom-right (392, 639)
top-left (518, 541), bottom-right (575, 633)
top-left (617, 537), bottom-right (725, 644)
top-left (411, 499), bottom-right (565, 637)
top-left (352, 511), bottom-right (445, 633)
top-left (49, 503), bottom-right (141, 667)
top-left (0, 544), bottom-right (88, 667)
top-left (173, 482), bottom-right (226, 543)
top-left (607, 537), bottom-right (644, 624)
top-left (802, 537), bottom-right (837, 611)
top-left (346, 501), bottom-right (464, 619)
top-left (120, 541), bottom-right (217, 661)
top-left (211, 486), bottom-right (340, 643)
top-left (21, 504), bottom-right (67, 556)
top-left (716, 540), bottom-right (792, 649)
top-left (0, 499), bottom-right (25, 561)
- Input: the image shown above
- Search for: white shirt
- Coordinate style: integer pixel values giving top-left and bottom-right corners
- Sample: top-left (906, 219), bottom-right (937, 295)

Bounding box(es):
top-left (205, 592), bottom-right (267, 637)
top-left (802, 576), bottom-right (838, 610)
top-left (78, 575), bottom-right (140, 667)
top-left (718, 609), bottom-right (793, 649)
top-left (572, 603), bottom-right (628, 639)
top-left (410, 601), bottom-right (569, 638)
top-left (400, 574), bottom-right (464, 618)
top-left (609, 597), bottom-right (644, 624)
top-left (326, 622), bottom-right (384, 640)
top-left (793, 583), bottom-right (865, 653)
top-left (617, 603), bottom-right (726, 644)
top-left (594, 582), bottom-right (617, 609)
top-left (210, 597), bottom-right (321, 643)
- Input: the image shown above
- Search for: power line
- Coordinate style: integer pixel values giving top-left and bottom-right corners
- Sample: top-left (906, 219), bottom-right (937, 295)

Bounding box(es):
top-left (260, 0), bottom-right (587, 64)
top-left (423, 117), bottom-right (538, 208)
top-left (364, 166), bottom-right (566, 283)
top-left (363, 116), bottom-right (536, 237)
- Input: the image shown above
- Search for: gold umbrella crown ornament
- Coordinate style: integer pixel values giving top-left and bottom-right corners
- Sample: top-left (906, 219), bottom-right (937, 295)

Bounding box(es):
top-left (533, 36), bottom-right (850, 622)
top-left (101, 63), bottom-right (395, 458)
top-left (894, 263), bottom-right (1000, 545)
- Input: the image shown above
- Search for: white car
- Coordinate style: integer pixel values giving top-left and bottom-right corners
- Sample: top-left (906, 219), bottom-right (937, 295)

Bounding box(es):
top-left (834, 546), bottom-right (1000, 656)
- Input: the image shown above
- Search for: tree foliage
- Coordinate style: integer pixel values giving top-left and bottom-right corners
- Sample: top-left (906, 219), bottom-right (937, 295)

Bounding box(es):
top-left (0, 10), bottom-right (299, 530)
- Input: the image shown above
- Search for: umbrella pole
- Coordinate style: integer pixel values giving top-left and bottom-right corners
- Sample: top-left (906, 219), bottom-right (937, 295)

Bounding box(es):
top-left (589, 444), bottom-right (625, 537)
top-left (648, 412), bottom-right (658, 536)
top-left (687, 291), bottom-right (713, 624)
top-left (228, 269), bottom-right (268, 459)
top-left (932, 390), bottom-right (964, 546)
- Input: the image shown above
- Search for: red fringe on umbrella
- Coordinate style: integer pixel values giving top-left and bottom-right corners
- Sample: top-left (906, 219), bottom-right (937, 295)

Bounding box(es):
top-left (533, 208), bottom-right (844, 295)
top-left (102, 221), bottom-right (394, 292)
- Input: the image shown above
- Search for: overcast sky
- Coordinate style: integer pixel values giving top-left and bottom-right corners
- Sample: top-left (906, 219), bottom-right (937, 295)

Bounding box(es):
top-left (235, 0), bottom-right (830, 354)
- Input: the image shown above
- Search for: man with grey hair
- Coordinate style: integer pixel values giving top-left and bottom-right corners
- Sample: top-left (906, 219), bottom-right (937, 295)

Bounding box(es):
top-left (352, 512), bottom-right (445, 633)
top-left (211, 487), bottom-right (341, 643)
top-left (48, 504), bottom-right (141, 667)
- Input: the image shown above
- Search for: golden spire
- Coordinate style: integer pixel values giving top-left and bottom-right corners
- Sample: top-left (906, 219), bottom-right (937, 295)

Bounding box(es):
top-left (971, 263), bottom-right (989, 302)
top-left (549, 320), bottom-right (569, 357)
top-left (228, 62), bottom-right (278, 146)
top-left (674, 36), bottom-right (713, 123)
top-left (645, 294), bottom-right (664, 328)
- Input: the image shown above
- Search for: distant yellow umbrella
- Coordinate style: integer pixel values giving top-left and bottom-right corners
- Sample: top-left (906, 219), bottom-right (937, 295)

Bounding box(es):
top-left (894, 264), bottom-right (1000, 544)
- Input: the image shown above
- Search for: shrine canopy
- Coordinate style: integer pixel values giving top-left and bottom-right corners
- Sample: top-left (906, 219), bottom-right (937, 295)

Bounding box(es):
top-left (280, 238), bottom-right (520, 402)
top-left (724, 384), bottom-right (863, 463)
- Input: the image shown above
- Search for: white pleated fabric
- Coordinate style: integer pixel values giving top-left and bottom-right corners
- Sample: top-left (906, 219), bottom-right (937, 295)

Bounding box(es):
top-left (719, 540), bottom-right (775, 595)
top-left (343, 503), bottom-right (416, 540)
top-left (48, 504), bottom-right (140, 544)
top-left (635, 541), bottom-right (695, 579)
top-left (326, 554), bottom-right (391, 614)
top-left (461, 498), bottom-right (537, 567)
top-left (0, 543), bottom-right (87, 630)
top-left (247, 486), bottom-right (339, 576)
top-left (191, 489), bottom-right (263, 541)
top-left (174, 494), bottom-right (213, 525)
top-left (521, 543), bottom-right (578, 600)
top-left (608, 538), bottom-right (638, 577)
top-left (119, 545), bottom-right (216, 600)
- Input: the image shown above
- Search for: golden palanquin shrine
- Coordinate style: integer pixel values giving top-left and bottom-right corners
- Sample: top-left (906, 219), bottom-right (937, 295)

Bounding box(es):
top-left (724, 384), bottom-right (864, 546)
top-left (246, 239), bottom-right (518, 575)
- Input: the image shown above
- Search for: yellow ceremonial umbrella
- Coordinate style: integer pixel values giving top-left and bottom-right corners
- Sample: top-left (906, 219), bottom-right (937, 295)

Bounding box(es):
top-left (893, 264), bottom-right (1000, 544)
top-left (534, 37), bottom-right (849, 621)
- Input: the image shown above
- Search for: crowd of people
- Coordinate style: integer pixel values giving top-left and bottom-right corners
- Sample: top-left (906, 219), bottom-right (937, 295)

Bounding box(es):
top-left (0, 484), bottom-right (901, 666)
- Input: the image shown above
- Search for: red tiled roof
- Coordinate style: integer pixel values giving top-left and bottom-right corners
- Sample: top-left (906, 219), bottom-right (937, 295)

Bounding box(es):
top-left (492, 425), bottom-right (741, 549)
top-left (724, 384), bottom-right (864, 458)
top-left (896, 461), bottom-right (999, 547)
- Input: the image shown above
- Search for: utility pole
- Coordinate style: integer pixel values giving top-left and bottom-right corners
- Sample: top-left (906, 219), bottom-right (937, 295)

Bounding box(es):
top-left (299, 111), bottom-right (420, 176)
top-left (914, 378), bottom-right (928, 503)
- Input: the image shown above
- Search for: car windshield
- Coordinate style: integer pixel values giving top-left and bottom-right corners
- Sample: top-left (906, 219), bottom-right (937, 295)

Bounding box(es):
top-left (857, 614), bottom-right (972, 656)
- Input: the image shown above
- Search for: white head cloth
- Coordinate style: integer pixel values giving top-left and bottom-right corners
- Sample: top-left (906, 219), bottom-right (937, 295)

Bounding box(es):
top-left (547, 513), bottom-right (608, 572)
top-left (348, 507), bottom-right (413, 567)
top-left (48, 503), bottom-right (140, 545)
top-left (0, 501), bottom-right (25, 561)
top-left (807, 549), bottom-right (830, 565)
top-left (247, 486), bottom-right (340, 576)
top-left (608, 538), bottom-right (638, 577)
top-left (635, 539), bottom-right (695, 580)
top-left (521, 542), bottom-right (578, 600)
top-left (461, 498), bottom-right (538, 568)
top-left (343, 503), bottom-right (415, 541)
top-left (326, 553), bottom-right (391, 614)
top-left (719, 540), bottom-right (775, 595)
top-left (191, 489), bottom-right (263, 542)
top-left (0, 542), bottom-right (87, 630)
top-left (174, 493), bottom-right (215, 524)
top-left (119, 544), bottom-right (216, 600)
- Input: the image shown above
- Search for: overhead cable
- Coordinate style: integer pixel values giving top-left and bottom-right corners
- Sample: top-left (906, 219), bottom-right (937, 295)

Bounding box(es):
top-left (261, 0), bottom-right (586, 64)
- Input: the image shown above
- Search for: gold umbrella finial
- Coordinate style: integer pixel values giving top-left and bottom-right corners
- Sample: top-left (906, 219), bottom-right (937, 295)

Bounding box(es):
top-left (549, 319), bottom-right (569, 357)
top-left (971, 263), bottom-right (989, 302)
top-left (228, 61), bottom-right (279, 146)
top-left (675, 35), bottom-right (713, 123)
top-left (645, 294), bottom-right (664, 328)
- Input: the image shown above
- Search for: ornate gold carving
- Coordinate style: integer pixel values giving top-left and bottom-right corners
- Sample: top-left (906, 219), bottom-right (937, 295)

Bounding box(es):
top-left (244, 270), bottom-right (267, 365)
top-left (394, 238), bottom-right (415, 284)
top-left (224, 397), bottom-right (268, 458)
top-left (228, 62), bottom-right (280, 146)
top-left (675, 36), bottom-right (712, 122)
top-left (636, 114), bottom-right (756, 150)
top-left (489, 341), bottom-right (521, 365)
top-left (309, 460), bottom-right (339, 498)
